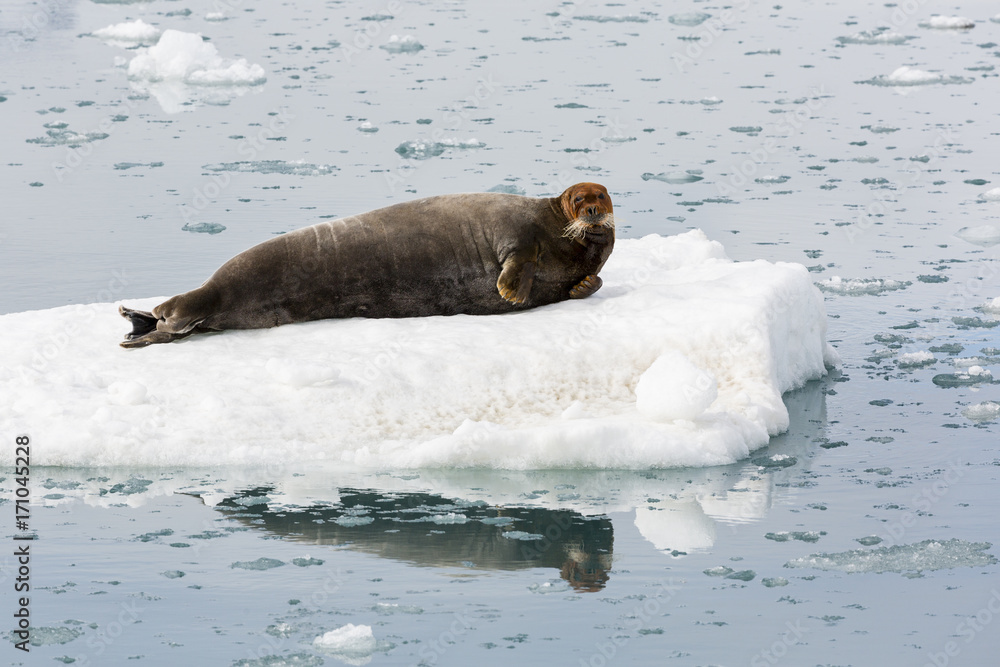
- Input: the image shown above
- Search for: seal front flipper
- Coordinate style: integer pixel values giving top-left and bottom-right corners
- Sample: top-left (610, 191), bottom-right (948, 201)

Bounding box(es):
top-left (569, 274), bottom-right (602, 299)
top-left (497, 251), bottom-right (538, 305)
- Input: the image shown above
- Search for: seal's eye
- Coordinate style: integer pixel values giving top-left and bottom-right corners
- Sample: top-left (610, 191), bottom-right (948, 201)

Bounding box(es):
top-left (598, 193), bottom-right (605, 199)
top-left (575, 196), bottom-right (583, 203)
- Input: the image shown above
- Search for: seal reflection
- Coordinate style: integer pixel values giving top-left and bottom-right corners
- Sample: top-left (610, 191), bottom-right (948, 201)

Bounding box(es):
top-left (210, 487), bottom-right (614, 591)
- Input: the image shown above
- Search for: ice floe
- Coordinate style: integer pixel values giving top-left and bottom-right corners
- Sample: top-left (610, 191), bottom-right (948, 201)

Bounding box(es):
top-left (0, 230), bottom-right (835, 469)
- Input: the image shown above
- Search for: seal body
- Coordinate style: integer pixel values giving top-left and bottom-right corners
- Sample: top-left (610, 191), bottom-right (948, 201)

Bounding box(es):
top-left (120, 183), bottom-right (615, 347)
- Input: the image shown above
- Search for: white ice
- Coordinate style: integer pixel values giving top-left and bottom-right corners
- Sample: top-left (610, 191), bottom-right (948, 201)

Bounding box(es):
top-left (918, 16), bottom-right (975, 30)
top-left (127, 29), bottom-right (266, 86)
top-left (0, 231), bottom-right (835, 469)
top-left (313, 624), bottom-right (377, 664)
top-left (91, 19), bottom-right (162, 48)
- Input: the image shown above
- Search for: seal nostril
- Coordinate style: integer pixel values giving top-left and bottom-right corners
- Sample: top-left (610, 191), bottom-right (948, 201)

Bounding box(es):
top-left (586, 206), bottom-right (597, 216)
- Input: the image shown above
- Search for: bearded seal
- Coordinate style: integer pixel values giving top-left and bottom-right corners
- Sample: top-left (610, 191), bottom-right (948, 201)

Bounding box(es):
top-left (119, 182), bottom-right (615, 348)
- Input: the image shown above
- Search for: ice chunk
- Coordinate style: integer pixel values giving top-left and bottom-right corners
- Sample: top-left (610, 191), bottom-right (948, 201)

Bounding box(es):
top-left (91, 19), bottom-right (162, 48)
top-left (574, 15), bottom-right (649, 23)
top-left (918, 16), bottom-right (975, 30)
top-left (230, 557), bottom-right (286, 570)
top-left (128, 30), bottom-right (265, 86)
top-left (785, 539), bottom-right (997, 574)
top-left (668, 13), bottom-right (711, 27)
top-left (816, 276), bottom-right (911, 296)
top-left (955, 224), bottom-right (1000, 247)
top-left (897, 351), bottom-right (936, 369)
top-left (313, 624), bottom-right (377, 658)
top-left (380, 35), bottom-right (423, 53)
top-left (641, 171), bottom-right (704, 184)
top-left (836, 29), bottom-right (914, 45)
top-left (635, 351), bottom-right (718, 422)
top-left (962, 402), bottom-right (1000, 422)
top-left (982, 297), bottom-right (1000, 315)
top-left (859, 66), bottom-right (972, 87)
top-left (203, 160), bottom-right (338, 176)
top-left (0, 231), bottom-right (833, 469)
top-left (980, 188), bottom-right (1000, 202)
top-left (395, 138), bottom-right (485, 160)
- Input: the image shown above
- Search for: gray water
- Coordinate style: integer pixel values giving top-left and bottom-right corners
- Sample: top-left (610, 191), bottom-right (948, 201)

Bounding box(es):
top-left (2, 1), bottom-right (999, 665)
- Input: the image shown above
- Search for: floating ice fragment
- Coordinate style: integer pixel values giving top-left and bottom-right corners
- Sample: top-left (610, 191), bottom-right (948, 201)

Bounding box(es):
top-left (182, 222), bottom-right (226, 234)
top-left (730, 126), bottom-right (763, 134)
top-left (26, 127), bottom-right (109, 147)
top-left (668, 12), bottom-right (711, 27)
top-left (487, 183), bottom-right (526, 195)
top-left (897, 351), bottom-right (936, 369)
top-left (91, 19), bottom-right (162, 48)
top-left (816, 276), bottom-right (911, 296)
top-left (704, 566), bottom-right (734, 577)
top-left (785, 539), bottom-right (997, 574)
top-left (574, 14), bottom-right (649, 23)
top-left (357, 121), bottom-right (379, 133)
top-left (933, 369), bottom-right (994, 388)
top-left (313, 624), bottom-right (377, 662)
top-left (503, 530), bottom-right (544, 540)
top-left (918, 16), bottom-right (975, 30)
top-left (979, 188), bottom-right (1000, 201)
top-left (203, 160), bottom-right (338, 176)
top-left (752, 454), bottom-right (797, 469)
top-left (982, 297), bottom-right (1000, 315)
top-left (128, 30), bottom-right (266, 86)
top-left (859, 66), bottom-right (973, 87)
top-left (230, 557), bottom-right (286, 570)
top-left (755, 175), bottom-right (790, 185)
top-left (335, 515), bottom-right (374, 527)
top-left (955, 225), bottom-right (1000, 247)
top-left (15, 626), bottom-right (81, 646)
top-left (380, 35), bottom-right (423, 53)
top-left (761, 577), bottom-right (788, 587)
top-left (635, 351), bottom-right (717, 422)
top-left (641, 171), bottom-right (704, 184)
top-left (394, 138), bottom-right (484, 159)
top-left (836, 29), bottom-right (914, 45)
top-left (962, 402), bottom-right (1000, 422)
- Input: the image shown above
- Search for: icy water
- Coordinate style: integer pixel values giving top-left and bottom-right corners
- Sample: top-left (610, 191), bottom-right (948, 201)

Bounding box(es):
top-left (2, 1), bottom-right (1000, 666)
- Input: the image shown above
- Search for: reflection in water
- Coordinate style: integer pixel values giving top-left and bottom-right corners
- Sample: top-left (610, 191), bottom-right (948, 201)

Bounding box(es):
top-left (212, 488), bottom-right (615, 592)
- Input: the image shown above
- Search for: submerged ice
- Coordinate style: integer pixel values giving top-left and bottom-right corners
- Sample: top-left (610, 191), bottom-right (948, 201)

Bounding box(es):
top-left (0, 231), bottom-right (835, 469)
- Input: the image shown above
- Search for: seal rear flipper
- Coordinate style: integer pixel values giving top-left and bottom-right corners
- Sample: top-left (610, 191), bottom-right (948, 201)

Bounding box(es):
top-left (120, 329), bottom-right (194, 349)
top-left (569, 274), bottom-right (602, 299)
top-left (119, 305), bottom-right (159, 338)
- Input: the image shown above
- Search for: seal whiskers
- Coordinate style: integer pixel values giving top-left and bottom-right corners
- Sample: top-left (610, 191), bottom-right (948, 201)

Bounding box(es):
top-left (562, 213), bottom-right (615, 241)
